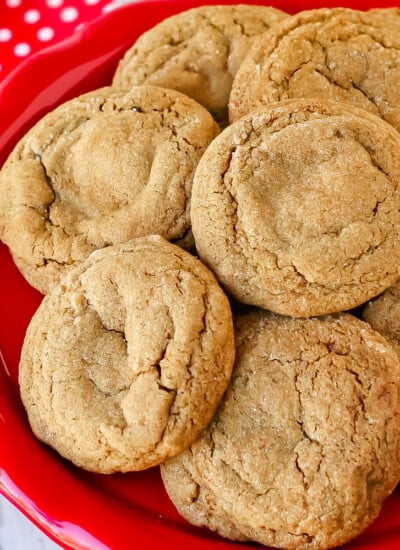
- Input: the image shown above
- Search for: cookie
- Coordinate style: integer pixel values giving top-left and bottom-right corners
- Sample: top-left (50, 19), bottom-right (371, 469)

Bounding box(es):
top-left (161, 457), bottom-right (249, 543)
top-left (18, 236), bottom-right (235, 473)
top-left (363, 282), bottom-right (400, 350)
top-left (368, 7), bottom-right (400, 23)
top-left (229, 8), bottom-right (400, 129)
top-left (0, 85), bottom-right (219, 294)
top-left (191, 99), bottom-right (400, 317)
top-left (112, 4), bottom-right (288, 125)
top-left (161, 310), bottom-right (400, 550)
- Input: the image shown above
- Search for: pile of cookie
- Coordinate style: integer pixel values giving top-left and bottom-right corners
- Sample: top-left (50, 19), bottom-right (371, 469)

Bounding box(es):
top-left (2, 3), bottom-right (400, 549)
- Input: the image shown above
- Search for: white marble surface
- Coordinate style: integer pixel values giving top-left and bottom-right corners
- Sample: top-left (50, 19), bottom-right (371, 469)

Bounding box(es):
top-left (0, 495), bottom-right (61, 550)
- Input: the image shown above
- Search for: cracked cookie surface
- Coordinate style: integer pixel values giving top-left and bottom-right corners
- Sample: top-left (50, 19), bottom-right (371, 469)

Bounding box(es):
top-left (0, 85), bottom-right (219, 294)
top-left (191, 99), bottom-right (400, 317)
top-left (18, 236), bottom-right (235, 473)
top-left (229, 8), bottom-right (400, 129)
top-left (367, 7), bottom-right (400, 23)
top-left (161, 310), bottom-right (400, 550)
top-left (363, 282), bottom-right (400, 351)
top-left (112, 4), bottom-right (288, 125)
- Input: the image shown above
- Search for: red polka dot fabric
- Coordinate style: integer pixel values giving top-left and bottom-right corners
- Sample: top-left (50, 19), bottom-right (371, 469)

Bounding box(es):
top-left (0, 0), bottom-right (122, 81)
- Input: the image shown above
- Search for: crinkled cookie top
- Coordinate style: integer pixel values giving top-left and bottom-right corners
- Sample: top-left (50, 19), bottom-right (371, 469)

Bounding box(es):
top-left (0, 85), bottom-right (219, 293)
top-left (230, 7), bottom-right (400, 130)
top-left (19, 236), bottom-right (235, 473)
top-left (113, 4), bottom-right (288, 124)
top-left (162, 310), bottom-right (400, 549)
top-left (191, 99), bottom-right (400, 317)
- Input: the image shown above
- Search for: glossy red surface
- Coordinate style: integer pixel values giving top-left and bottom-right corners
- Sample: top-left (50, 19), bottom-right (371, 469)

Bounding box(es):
top-left (1, 1), bottom-right (400, 549)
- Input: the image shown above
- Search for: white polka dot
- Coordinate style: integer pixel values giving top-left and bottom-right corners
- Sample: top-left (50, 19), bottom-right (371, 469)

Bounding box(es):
top-left (37, 27), bottom-right (55, 42)
top-left (46, 0), bottom-right (63, 7)
top-left (14, 43), bottom-right (31, 57)
top-left (0, 28), bottom-right (12, 42)
top-left (84, 0), bottom-right (100, 4)
top-left (60, 6), bottom-right (79, 22)
top-left (24, 9), bottom-right (41, 24)
top-left (102, 3), bottom-right (118, 14)
top-left (6, 0), bottom-right (22, 7)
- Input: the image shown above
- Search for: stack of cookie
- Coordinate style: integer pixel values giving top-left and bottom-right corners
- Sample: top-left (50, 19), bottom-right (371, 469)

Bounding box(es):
top-left (1, 3), bottom-right (400, 550)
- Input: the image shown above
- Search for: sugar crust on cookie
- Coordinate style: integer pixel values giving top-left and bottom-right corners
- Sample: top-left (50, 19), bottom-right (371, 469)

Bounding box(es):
top-left (229, 8), bottom-right (400, 130)
top-left (162, 310), bottom-right (400, 549)
top-left (113, 4), bottom-right (288, 123)
top-left (191, 99), bottom-right (400, 317)
top-left (0, 86), bottom-right (219, 294)
top-left (19, 236), bottom-right (235, 473)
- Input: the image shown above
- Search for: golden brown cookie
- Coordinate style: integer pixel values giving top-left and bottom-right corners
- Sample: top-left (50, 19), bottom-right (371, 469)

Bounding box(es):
top-left (19, 236), bottom-right (235, 473)
top-left (368, 7), bottom-right (400, 23)
top-left (112, 4), bottom-right (288, 124)
top-left (363, 282), bottom-right (400, 350)
top-left (229, 8), bottom-right (400, 129)
top-left (161, 310), bottom-right (400, 550)
top-left (0, 86), bottom-right (219, 294)
top-left (191, 99), bottom-right (400, 318)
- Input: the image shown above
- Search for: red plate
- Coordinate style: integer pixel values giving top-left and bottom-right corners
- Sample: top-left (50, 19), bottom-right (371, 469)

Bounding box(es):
top-left (1, 1), bottom-right (400, 548)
